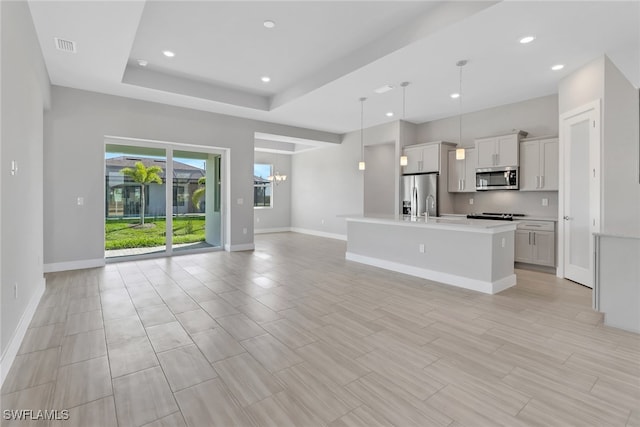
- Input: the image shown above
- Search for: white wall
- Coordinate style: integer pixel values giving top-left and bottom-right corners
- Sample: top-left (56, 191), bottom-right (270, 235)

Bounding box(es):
top-left (1, 0), bottom-right (50, 373)
top-left (602, 57), bottom-right (640, 236)
top-left (558, 57), bottom-right (605, 115)
top-left (43, 86), bottom-right (340, 266)
top-left (254, 151), bottom-right (291, 232)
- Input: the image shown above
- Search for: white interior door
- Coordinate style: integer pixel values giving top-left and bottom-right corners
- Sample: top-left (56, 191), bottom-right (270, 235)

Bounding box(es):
top-left (562, 105), bottom-right (600, 288)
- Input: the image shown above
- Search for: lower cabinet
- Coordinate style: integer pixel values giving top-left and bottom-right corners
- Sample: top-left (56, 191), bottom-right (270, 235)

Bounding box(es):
top-left (515, 221), bottom-right (555, 267)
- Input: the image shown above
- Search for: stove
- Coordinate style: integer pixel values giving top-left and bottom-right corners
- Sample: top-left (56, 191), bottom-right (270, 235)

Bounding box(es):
top-left (466, 212), bottom-right (525, 221)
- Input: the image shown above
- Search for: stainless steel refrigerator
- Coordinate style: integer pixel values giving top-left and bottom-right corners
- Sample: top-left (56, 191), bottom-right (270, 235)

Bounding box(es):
top-left (401, 173), bottom-right (438, 218)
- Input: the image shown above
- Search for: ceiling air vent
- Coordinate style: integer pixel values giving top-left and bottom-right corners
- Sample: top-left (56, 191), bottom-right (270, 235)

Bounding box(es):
top-left (54, 37), bottom-right (77, 53)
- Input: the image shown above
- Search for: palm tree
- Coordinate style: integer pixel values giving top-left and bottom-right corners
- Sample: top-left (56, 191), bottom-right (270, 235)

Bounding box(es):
top-left (191, 176), bottom-right (206, 210)
top-left (119, 161), bottom-right (163, 226)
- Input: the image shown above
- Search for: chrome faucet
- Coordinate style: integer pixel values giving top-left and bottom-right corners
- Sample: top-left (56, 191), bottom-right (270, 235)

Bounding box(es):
top-left (426, 195), bottom-right (435, 220)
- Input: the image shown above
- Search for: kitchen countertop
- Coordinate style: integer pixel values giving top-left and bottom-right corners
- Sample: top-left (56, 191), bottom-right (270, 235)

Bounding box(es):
top-left (440, 213), bottom-right (558, 222)
top-left (346, 215), bottom-right (516, 234)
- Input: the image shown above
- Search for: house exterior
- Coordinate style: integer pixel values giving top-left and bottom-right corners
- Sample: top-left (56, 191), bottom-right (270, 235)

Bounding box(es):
top-left (105, 156), bottom-right (205, 218)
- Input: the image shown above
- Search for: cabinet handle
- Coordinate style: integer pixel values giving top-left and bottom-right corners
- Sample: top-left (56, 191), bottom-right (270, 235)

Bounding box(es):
top-left (540, 176), bottom-right (544, 188)
top-left (535, 176), bottom-right (540, 189)
top-left (461, 179), bottom-right (465, 190)
top-left (533, 232), bottom-right (536, 245)
top-left (528, 232), bottom-right (531, 245)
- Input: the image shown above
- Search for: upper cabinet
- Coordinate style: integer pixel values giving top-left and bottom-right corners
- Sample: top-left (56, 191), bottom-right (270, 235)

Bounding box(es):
top-left (475, 131), bottom-right (527, 169)
top-left (519, 137), bottom-right (559, 191)
top-left (447, 148), bottom-right (476, 193)
top-left (402, 141), bottom-right (455, 174)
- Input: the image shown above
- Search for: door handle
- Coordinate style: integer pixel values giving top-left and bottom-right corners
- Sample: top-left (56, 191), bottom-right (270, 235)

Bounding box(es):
top-left (563, 215), bottom-right (570, 220)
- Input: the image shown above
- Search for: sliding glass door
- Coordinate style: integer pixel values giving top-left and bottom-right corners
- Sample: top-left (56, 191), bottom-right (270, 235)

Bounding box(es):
top-left (105, 142), bottom-right (223, 259)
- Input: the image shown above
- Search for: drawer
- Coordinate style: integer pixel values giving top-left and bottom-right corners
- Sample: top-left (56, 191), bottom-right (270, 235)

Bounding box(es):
top-left (516, 221), bottom-right (555, 231)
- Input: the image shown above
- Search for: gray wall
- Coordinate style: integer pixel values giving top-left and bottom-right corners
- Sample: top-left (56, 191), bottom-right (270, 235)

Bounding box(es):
top-left (416, 94), bottom-right (560, 218)
top-left (602, 57), bottom-right (640, 235)
top-left (254, 151), bottom-right (291, 231)
top-left (291, 121), bottom-right (399, 237)
top-left (1, 1), bottom-right (50, 356)
top-left (558, 56), bottom-right (640, 236)
top-left (364, 143), bottom-right (396, 216)
top-left (417, 94), bottom-right (559, 148)
top-left (44, 86), bottom-right (339, 264)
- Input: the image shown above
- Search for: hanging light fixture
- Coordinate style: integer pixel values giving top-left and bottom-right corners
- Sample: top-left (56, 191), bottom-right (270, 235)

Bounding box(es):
top-left (399, 81), bottom-right (410, 166)
top-left (455, 60), bottom-right (467, 160)
top-left (267, 156), bottom-right (287, 185)
top-left (358, 97), bottom-right (367, 171)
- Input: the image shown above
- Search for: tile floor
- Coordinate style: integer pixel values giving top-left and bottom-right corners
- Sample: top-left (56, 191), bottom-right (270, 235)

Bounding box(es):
top-left (2, 232), bottom-right (639, 426)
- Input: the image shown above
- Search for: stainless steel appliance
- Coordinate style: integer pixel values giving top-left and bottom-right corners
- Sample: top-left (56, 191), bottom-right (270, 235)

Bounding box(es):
top-left (401, 173), bottom-right (438, 218)
top-left (466, 212), bottom-right (525, 221)
top-left (475, 167), bottom-right (519, 190)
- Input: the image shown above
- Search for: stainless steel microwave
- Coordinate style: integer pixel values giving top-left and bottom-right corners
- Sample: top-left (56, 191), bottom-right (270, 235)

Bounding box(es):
top-left (476, 167), bottom-right (519, 190)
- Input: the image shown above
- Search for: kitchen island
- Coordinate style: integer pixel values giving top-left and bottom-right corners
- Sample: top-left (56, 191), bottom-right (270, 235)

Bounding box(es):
top-left (346, 216), bottom-right (517, 294)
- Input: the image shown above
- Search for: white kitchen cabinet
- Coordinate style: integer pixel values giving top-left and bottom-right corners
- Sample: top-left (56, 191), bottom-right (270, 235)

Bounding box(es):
top-left (447, 148), bottom-right (476, 193)
top-left (520, 137), bottom-right (559, 191)
top-left (475, 132), bottom-right (526, 169)
top-left (403, 146), bottom-right (424, 174)
top-left (402, 141), bottom-right (454, 174)
top-left (514, 220), bottom-right (555, 267)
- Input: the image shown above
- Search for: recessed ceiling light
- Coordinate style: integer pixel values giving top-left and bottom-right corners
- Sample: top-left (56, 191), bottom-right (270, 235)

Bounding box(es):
top-left (450, 93), bottom-right (460, 99)
top-left (519, 36), bottom-right (536, 44)
top-left (261, 76), bottom-right (271, 83)
top-left (162, 50), bottom-right (175, 58)
top-left (386, 112), bottom-right (394, 117)
top-left (374, 84), bottom-right (394, 94)
top-left (551, 64), bottom-right (565, 71)
top-left (263, 20), bottom-right (275, 29)
top-left (137, 59), bottom-right (148, 67)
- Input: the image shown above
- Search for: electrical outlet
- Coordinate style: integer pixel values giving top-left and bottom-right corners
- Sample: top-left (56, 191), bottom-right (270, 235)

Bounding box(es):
top-left (542, 198), bottom-right (548, 207)
top-left (469, 198), bottom-right (474, 205)
top-left (501, 238), bottom-right (506, 248)
top-left (419, 243), bottom-right (425, 253)
top-left (14, 282), bottom-right (18, 299)
top-left (321, 219), bottom-right (325, 225)
top-left (77, 196), bottom-right (84, 206)
top-left (242, 227), bottom-right (247, 234)
top-left (256, 217), bottom-right (260, 223)
top-left (237, 198), bottom-right (244, 205)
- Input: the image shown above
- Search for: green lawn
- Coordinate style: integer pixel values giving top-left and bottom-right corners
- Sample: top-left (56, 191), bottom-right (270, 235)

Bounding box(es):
top-left (105, 216), bottom-right (205, 250)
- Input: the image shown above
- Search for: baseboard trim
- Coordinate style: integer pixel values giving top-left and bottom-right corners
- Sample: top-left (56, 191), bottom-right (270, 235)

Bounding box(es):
top-left (0, 277), bottom-right (46, 387)
top-left (254, 227), bottom-right (292, 234)
top-left (345, 252), bottom-right (516, 295)
top-left (224, 243), bottom-right (255, 252)
top-left (44, 258), bottom-right (105, 273)
top-left (290, 227), bottom-right (347, 241)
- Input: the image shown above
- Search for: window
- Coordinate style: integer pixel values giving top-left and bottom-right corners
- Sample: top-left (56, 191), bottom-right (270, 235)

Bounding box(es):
top-left (254, 163), bottom-right (272, 208)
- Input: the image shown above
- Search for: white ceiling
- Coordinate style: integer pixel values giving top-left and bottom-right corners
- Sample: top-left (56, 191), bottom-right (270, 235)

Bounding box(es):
top-left (28, 1), bottom-right (640, 138)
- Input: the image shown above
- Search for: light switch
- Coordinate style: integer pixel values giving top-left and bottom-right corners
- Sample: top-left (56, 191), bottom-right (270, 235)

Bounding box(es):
top-left (419, 243), bottom-right (425, 253)
top-left (469, 198), bottom-right (474, 205)
top-left (77, 197), bottom-right (84, 206)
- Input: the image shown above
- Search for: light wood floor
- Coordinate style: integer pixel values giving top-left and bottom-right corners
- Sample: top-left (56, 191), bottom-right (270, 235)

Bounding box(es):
top-left (2, 232), bottom-right (639, 426)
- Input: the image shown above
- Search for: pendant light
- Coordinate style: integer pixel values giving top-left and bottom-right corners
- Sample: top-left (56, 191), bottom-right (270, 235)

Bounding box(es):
top-left (455, 60), bottom-right (467, 160)
top-left (358, 97), bottom-right (367, 171)
top-left (399, 82), bottom-right (410, 166)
